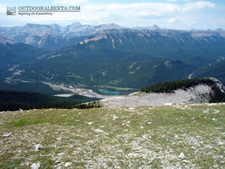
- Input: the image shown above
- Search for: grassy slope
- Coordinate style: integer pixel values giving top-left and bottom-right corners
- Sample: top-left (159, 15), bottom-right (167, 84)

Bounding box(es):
top-left (1, 104), bottom-right (224, 168)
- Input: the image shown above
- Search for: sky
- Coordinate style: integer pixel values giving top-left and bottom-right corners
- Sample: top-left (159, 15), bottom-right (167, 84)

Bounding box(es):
top-left (0, 0), bottom-right (225, 30)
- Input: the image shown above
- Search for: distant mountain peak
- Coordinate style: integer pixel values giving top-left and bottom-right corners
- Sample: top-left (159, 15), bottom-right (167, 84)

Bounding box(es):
top-left (71, 22), bottom-right (82, 27)
top-left (97, 23), bottom-right (124, 30)
top-left (148, 25), bottom-right (161, 30)
top-left (24, 23), bottom-right (41, 28)
top-left (107, 23), bottom-right (121, 26)
top-left (50, 23), bottom-right (61, 27)
top-left (215, 28), bottom-right (224, 32)
top-left (187, 28), bottom-right (198, 31)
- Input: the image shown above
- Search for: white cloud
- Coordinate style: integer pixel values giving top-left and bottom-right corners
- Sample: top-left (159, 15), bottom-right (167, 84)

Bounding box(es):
top-left (83, 3), bottom-right (180, 19)
top-left (53, 0), bottom-right (88, 5)
top-left (0, 4), bottom-right (7, 13)
top-left (48, 1), bottom-right (217, 28)
top-left (182, 1), bottom-right (216, 12)
top-left (168, 18), bottom-right (177, 23)
top-left (79, 1), bottom-right (216, 22)
top-left (75, 1), bottom-right (215, 27)
top-left (0, 1), bottom-right (221, 29)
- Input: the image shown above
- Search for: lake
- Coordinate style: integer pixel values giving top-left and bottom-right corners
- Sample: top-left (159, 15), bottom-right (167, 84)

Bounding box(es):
top-left (100, 90), bottom-right (120, 95)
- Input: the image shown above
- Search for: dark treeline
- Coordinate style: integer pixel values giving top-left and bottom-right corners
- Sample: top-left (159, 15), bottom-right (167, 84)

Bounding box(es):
top-left (209, 84), bottom-right (225, 103)
top-left (0, 90), bottom-right (100, 111)
top-left (75, 102), bottom-right (101, 109)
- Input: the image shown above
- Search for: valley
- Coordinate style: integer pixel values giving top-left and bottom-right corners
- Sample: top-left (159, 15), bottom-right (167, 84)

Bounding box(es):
top-left (42, 82), bottom-right (122, 99)
top-left (0, 22), bottom-right (225, 97)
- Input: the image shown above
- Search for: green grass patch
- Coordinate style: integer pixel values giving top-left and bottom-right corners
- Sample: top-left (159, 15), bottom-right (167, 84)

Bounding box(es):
top-left (0, 104), bottom-right (224, 168)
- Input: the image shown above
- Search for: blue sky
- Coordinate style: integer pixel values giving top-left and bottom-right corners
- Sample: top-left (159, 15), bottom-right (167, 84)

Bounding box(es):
top-left (0, 0), bottom-right (225, 30)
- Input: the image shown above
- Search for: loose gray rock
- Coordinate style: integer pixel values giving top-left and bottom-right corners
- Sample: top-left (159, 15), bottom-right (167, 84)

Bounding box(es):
top-left (31, 162), bottom-right (40, 169)
top-left (65, 162), bottom-right (72, 167)
top-left (2, 132), bottom-right (13, 137)
top-left (94, 129), bottom-right (104, 133)
top-left (179, 152), bottom-right (185, 159)
top-left (214, 110), bottom-right (221, 114)
top-left (203, 109), bottom-right (210, 114)
top-left (35, 144), bottom-right (43, 151)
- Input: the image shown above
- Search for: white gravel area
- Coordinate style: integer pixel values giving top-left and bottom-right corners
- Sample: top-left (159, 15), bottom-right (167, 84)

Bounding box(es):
top-left (101, 85), bottom-right (212, 107)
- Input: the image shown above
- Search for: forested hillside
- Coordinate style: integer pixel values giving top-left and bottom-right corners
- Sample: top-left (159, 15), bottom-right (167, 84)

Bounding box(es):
top-left (0, 90), bottom-right (99, 111)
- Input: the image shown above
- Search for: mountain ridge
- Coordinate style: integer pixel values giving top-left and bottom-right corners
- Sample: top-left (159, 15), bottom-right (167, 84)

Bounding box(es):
top-left (0, 22), bottom-right (125, 50)
top-left (1, 22), bottom-right (225, 50)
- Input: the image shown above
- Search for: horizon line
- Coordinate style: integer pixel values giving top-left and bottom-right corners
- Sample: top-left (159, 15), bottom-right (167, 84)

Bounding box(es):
top-left (0, 22), bottom-right (224, 31)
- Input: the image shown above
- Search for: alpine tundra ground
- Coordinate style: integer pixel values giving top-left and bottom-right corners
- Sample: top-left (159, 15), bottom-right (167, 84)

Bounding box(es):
top-left (0, 103), bottom-right (225, 168)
